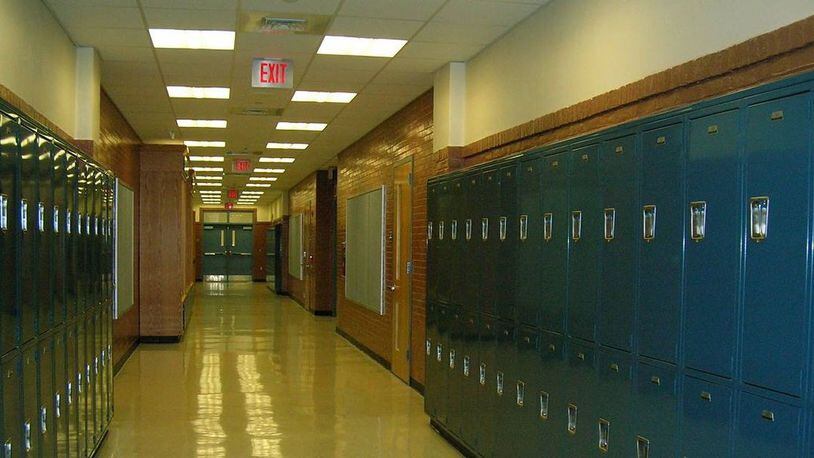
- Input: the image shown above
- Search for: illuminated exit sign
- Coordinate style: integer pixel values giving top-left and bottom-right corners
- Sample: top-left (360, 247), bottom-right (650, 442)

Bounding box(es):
top-left (252, 58), bottom-right (293, 89)
top-left (232, 159), bottom-right (252, 173)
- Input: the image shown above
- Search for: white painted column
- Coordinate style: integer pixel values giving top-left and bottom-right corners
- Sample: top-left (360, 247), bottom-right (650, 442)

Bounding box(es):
top-left (74, 46), bottom-right (101, 141)
top-left (433, 62), bottom-right (466, 152)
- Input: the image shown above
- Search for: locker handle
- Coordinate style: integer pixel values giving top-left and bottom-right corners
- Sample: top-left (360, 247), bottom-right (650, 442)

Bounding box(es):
top-left (0, 194), bottom-right (7, 231)
top-left (496, 371), bottom-right (504, 396)
top-left (499, 216), bottom-right (507, 241)
top-left (642, 205), bottom-right (656, 241)
top-left (436, 344), bottom-right (442, 362)
top-left (749, 197), bottom-right (769, 241)
top-left (53, 205), bottom-right (59, 233)
top-left (465, 219), bottom-right (472, 241)
top-left (571, 211), bottom-right (582, 242)
top-left (543, 213), bottom-right (553, 242)
top-left (55, 394), bottom-right (61, 418)
top-left (24, 421), bottom-right (30, 452)
top-left (232, 229), bottom-right (236, 247)
top-left (220, 229), bottom-right (224, 247)
top-left (770, 110), bottom-right (784, 121)
top-left (437, 220), bottom-right (444, 240)
top-left (4, 441), bottom-right (10, 457)
top-left (37, 202), bottom-right (45, 232)
top-left (66, 212), bottom-right (71, 234)
top-left (463, 356), bottom-right (470, 377)
top-left (427, 221), bottom-right (433, 241)
top-left (451, 220), bottom-right (458, 241)
top-left (425, 339), bottom-right (431, 356)
top-left (516, 381), bottom-right (525, 406)
top-left (598, 418), bottom-right (610, 452)
top-left (636, 436), bottom-right (650, 458)
top-left (481, 218), bottom-right (489, 241)
top-left (519, 215), bottom-right (528, 241)
top-left (20, 199), bottom-right (28, 232)
top-left (761, 410), bottom-right (775, 422)
top-left (40, 406), bottom-right (47, 433)
top-left (523, 336), bottom-right (530, 344)
top-left (539, 391), bottom-right (550, 419)
top-left (479, 363), bottom-right (487, 386)
top-left (604, 208), bottom-right (615, 241)
top-left (67, 382), bottom-right (72, 404)
top-left (690, 201), bottom-right (706, 241)
top-left (650, 375), bottom-right (661, 386)
top-left (700, 391), bottom-right (712, 402)
top-left (567, 404), bottom-right (578, 434)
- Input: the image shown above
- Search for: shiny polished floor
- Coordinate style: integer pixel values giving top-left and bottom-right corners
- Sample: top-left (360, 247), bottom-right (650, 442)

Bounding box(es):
top-left (98, 283), bottom-right (459, 457)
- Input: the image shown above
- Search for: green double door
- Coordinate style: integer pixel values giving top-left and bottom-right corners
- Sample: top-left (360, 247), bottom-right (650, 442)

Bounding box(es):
top-left (202, 224), bottom-right (254, 281)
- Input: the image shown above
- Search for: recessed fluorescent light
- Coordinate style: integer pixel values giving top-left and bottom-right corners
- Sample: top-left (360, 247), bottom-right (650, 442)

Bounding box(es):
top-left (195, 182), bottom-right (221, 187)
top-left (292, 91), bottom-right (356, 103)
top-left (259, 157), bottom-right (296, 163)
top-left (178, 119), bottom-right (227, 129)
top-left (246, 183), bottom-right (272, 188)
top-left (199, 192), bottom-right (221, 195)
top-left (184, 141), bottom-right (225, 148)
top-left (149, 29), bottom-right (235, 50)
top-left (249, 177), bottom-right (278, 182)
top-left (242, 191), bottom-right (264, 195)
top-left (254, 168), bottom-right (285, 173)
top-left (167, 86), bottom-right (230, 99)
top-left (317, 35), bottom-right (407, 58)
top-left (188, 166), bottom-right (224, 172)
top-left (266, 142), bottom-right (308, 150)
top-left (195, 176), bottom-right (222, 181)
top-left (188, 156), bottom-right (225, 162)
top-left (275, 122), bottom-right (326, 132)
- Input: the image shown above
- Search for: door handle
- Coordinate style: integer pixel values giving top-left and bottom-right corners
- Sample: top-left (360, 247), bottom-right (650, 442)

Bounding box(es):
top-left (232, 230), bottom-right (236, 247)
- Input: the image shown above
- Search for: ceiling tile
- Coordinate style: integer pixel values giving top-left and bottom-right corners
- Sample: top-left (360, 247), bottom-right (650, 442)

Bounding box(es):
top-left (397, 40), bottom-right (482, 60)
top-left (155, 49), bottom-right (234, 66)
top-left (328, 16), bottom-right (424, 39)
top-left (143, 8), bottom-right (237, 29)
top-left (235, 33), bottom-right (322, 55)
top-left (384, 57), bottom-right (448, 73)
top-left (433, 0), bottom-right (539, 26)
top-left (295, 80), bottom-right (366, 92)
top-left (171, 99), bottom-right (231, 118)
top-left (282, 102), bottom-right (345, 121)
top-left (415, 21), bottom-right (508, 44)
top-left (96, 45), bottom-right (156, 63)
top-left (45, 3), bottom-right (143, 29)
top-left (139, 0), bottom-right (238, 9)
top-left (241, 0), bottom-right (341, 15)
top-left (306, 55), bottom-right (389, 73)
top-left (45, 0), bottom-right (137, 5)
top-left (338, 0), bottom-right (446, 20)
top-left (370, 68), bottom-right (434, 86)
top-left (67, 27), bottom-right (152, 48)
top-left (301, 67), bottom-right (378, 85)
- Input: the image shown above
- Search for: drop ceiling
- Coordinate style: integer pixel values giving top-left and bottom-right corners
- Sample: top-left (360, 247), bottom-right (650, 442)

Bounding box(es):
top-left (45, 0), bottom-right (548, 205)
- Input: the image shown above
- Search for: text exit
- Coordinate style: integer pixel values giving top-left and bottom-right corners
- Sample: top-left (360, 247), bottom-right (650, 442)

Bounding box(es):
top-left (252, 58), bottom-right (294, 89)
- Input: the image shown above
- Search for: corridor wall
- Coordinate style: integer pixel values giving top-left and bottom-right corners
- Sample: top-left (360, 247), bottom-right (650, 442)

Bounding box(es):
top-left (425, 71), bottom-right (814, 457)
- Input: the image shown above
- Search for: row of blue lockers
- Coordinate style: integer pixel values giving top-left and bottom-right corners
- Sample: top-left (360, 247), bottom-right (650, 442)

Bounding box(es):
top-left (424, 71), bottom-right (814, 456)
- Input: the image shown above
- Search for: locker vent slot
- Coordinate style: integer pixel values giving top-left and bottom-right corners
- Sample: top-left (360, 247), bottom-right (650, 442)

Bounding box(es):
top-left (598, 418), bottom-right (610, 452)
top-left (519, 215), bottom-right (528, 241)
top-left (642, 205), bottom-right (656, 241)
top-left (516, 381), bottom-right (525, 406)
top-left (496, 371), bottom-right (504, 396)
top-left (567, 404), bottom-right (578, 434)
top-left (499, 217), bottom-right (507, 241)
top-left (539, 391), bottom-right (550, 419)
top-left (690, 201), bottom-right (706, 241)
top-left (604, 208), bottom-right (616, 241)
top-left (636, 436), bottom-right (650, 458)
top-left (479, 363), bottom-right (487, 386)
top-left (749, 197), bottom-right (769, 241)
top-left (463, 356), bottom-right (470, 377)
top-left (571, 211), bottom-right (582, 242)
top-left (451, 220), bottom-right (457, 241)
top-left (543, 213), bottom-right (553, 241)
top-left (465, 219), bottom-right (472, 241)
top-left (0, 194), bottom-right (7, 230)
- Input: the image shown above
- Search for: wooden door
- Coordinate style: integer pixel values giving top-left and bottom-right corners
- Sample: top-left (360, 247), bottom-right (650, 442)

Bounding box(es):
top-left (391, 160), bottom-right (413, 382)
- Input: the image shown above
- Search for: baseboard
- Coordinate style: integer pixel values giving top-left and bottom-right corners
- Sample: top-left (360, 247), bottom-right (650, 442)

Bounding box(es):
top-left (336, 327), bottom-right (391, 370)
top-left (410, 378), bottom-right (425, 395)
top-left (429, 418), bottom-right (478, 458)
top-left (139, 335), bottom-right (182, 344)
top-left (113, 339), bottom-right (139, 376)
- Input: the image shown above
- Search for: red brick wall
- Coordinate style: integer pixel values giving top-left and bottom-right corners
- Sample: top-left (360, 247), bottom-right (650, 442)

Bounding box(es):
top-left (288, 172), bottom-right (316, 308)
top-left (336, 91), bottom-right (442, 385)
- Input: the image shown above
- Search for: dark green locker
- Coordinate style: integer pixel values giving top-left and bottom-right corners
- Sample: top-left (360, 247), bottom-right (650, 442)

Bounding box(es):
top-left (567, 145), bottom-right (600, 342)
top-left (426, 182), bottom-right (440, 304)
top-left (76, 159), bottom-right (88, 317)
top-left (445, 308), bottom-right (464, 437)
top-left (533, 331), bottom-right (567, 457)
top-left (22, 345), bottom-right (39, 456)
top-left (735, 391), bottom-right (802, 457)
top-left (434, 304), bottom-right (450, 426)
top-left (539, 152), bottom-right (568, 334)
top-left (76, 319), bottom-right (87, 458)
top-left (66, 323), bottom-right (78, 458)
top-left (448, 177), bottom-right (465, 309)
top-left (93, 309), bottom-right (103, 441)
top-left (475, 314), bottom-right (497, 457)
top-left (516, 158), bottom-right (542, 327)
top-left (479, 169), bottom-right (499, 316)
top-left (512, 326), bottom-right (541, 456)
top-left (54, 329), bottom-right (68, 457)
top-left (496, 164), bottom-right (517, 321)
top-left (38, 336), bottom-right (55, 456)
top-left (65, 153), bottom-right (78, 320)
top-left (1, 351), bottom-right (21, 458)
top-left (19, 125), bottom-right (37, 345)
top-left (637, 122), bottom-right (684, 364)
top-left (684, 108), bottom-right (741, 378)
top-left (742, 92), bottom-right (811, 397)
top-left (0, 115), bottom-right (18, 355)
top-left (564, 339), bottom-right (598, 456)
top-left (36, 136), bottom-right (55, 336)
top-left (598, 135), bottom-right (636, 351)
top-left (436, 181), bottom-right (451, 305)
top-left (596, 348), bottom-right (634, 457)
top-left (680, 376), bottom-right (733, 457)
top-left (492, 318), bottom-right (516, 457)
top-left (460, 175), bottom-right (479, 315)
top-left (102, 305), bottom-right (112, 427)
top-left (424, 302), bottom-right (438, 418)
top-left (89, 169), bottom-right (101, 311)
top-left (458, 312), bottom-right (479, 449)
top-left (53, 147), bottom-right (67, 327)
top-left (86, 312), bottom-right (98, 445)
top-left (634, 360), bottom-right (678, 456)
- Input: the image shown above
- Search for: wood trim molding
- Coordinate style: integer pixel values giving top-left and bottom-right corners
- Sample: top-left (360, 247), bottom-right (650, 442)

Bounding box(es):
top-left (458, 14), bottom-right (814, 166)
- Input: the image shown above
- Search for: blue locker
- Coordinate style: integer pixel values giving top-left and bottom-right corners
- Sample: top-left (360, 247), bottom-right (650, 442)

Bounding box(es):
top-left (684, 108), bottom-right (741, 378)
top-left (533, 331), bottom-right (567, 456)
top-left (742, 92), bottom-right (812, 397)
top-left (53, 147), bottom-right (67, 328)
top-left (38, 336), bottom-right (56, 456)
top-left (597, 347), bottom-right (634, 457)
top-left (496, 164), bottom-right (517, 321)
top-left (638, 123), bottom-right (685, 364)
top-left (19, 125), bottom-right (37, 345)
top-left (598, 135), bottom-right (637, 351)
top-left (0, 115), bottom-right (18, 355)
top-left (476, 314), bottom-right (497, 457)
top-left (1, 351), bottom-right (21, 458)
top-left (680, 375), bottom-right (733, 457)
top-left (567, 145), bottom-right (600, 342)
top-left (735, 391), bottom-right (803, 457)
top-left (564, 339), bottom-right (598, 456)
top-left (513, 326), bottom-right (541, 456)
top-left (479, 169), bottom-right (500, 317)
top-left (634, 360), bottom-right (678, 457)
top-left (516, 157), bottom-right (542, 327)
top-left (36, 136), bottom-right (54, 335)
top-left (539, 152), bottom-right (568, 334)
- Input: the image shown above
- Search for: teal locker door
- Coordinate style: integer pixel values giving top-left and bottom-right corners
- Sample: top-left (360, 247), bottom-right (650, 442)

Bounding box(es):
top-left (516, 158), bottom-right (542, 327)
top-left (53, 148), bottom-right (67, 327)
top-left (634, 361), bottom-right (678, 457)
top-left (567, 145), bottom-right (600, 342)
top-left (38, 337), bottom-right (55, 456)
top-left (735, 392), bottom-right (802, 457)
top-left (596, 348), bottom-right (634, 457)
top-left (534, 332), bottom-right (567, 457)
top-left (598, 135), bottom-right (637, 352)
top-left (476, 314), bottom-right (497, 457)
top-left (228, 225), bottom-right (254, 277)
top-left (0, 116), bottom-right (18, 355)
top-left (19, 125), bottom-right (37, 345)
top-left (1, 352), bottom-right (21, 458)
top-left (742, 92), bottom-right (812, 397)
top-left (680, 376), bottom-right (733, 457)
top-left (53, 329), bottom-right (68, 457)
top-left (460, 175), bottom-right (479, 315)
top-left (563, 340), bottom-right (598, 457)
top-left (539, 153), bottom-right (568, 334)
top-left (22, 346), bottom-right (39, 456)
top-left (65, 153), bottom-right (77, 319)
top-left (496, 164), bottom-right (517, 320)
top-left (36, 137), bottom-right (55, 335)
top-left (637, 123), bottom-right (685, 364)
top-left (201, 225), bottom-right (227, 277)
top-left (684, 108), bottom-right (741, 378)
top-left (479, 170), bottom-right (499, 316)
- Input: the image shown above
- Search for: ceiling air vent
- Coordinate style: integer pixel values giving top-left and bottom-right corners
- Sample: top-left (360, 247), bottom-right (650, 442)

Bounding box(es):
top-left (240, 12), bottom-right (330, 35)
top-left (261, 17), bottom-right (307, 33)
top-left (230, 107), bottom-right (284, 117)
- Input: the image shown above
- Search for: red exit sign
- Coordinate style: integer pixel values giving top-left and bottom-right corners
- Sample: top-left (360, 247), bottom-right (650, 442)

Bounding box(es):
top-left (252, 58), bottom-right (294, 89)
top-left (227, 189), bottom-right (238, 199)
top-left (225, 202), bottom-right (234, 210)
top-left (232, 159), bottom-right (252, 173)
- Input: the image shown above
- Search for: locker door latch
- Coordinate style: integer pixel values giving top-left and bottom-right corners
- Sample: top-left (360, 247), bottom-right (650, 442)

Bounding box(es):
top-left (465, 219), bottom-right (472, 241)
top-left (436, 344), bottom-right (443, 362)
top-left (690, 201), bottom-right (706, 241)
top-left (451, 220), bottom-right (458, 241)
top-left (53, 206), bottom-right (59, 233)
top-left (539, 391), bottom-right (550, 420)
top-left (636, 436), bottom-right (650, 458)
top-left (499, 217), bottom-right (507, 241)
top-left (516, 381), bottom-right (525, 406)
top-left (519, 215), bottom-right (528, 241)
top-left (40, 406), bottom-right (47, 433)
top-left (463, 356), bottom-right (470, 377)
top-left (567, 404), bottom-right (578, 434)
top-left (749, 197), bottom-right (769, 241)
top-left (448, 349), bottom-right (456, 369)
top-left (24, 421), bottom-right (31, 452)
top-left (427, 221), bottom-right (433, 241)
top-left (642, 205), bottom-right (656, 241)
top-left (543, 213), bottom-right (553, 242)
top-left (20, 199), bottom-right (28, 232)
top-left (496, 371), bottom-right (504, 396)
top-left (438, 221), bottom-right (445, 240)
top-left (425, 339), bottom-right (431, 356)
top-left (598, 418), bottom-right (610, 452)
top-left (0, 194), bottom-right (7, 231)
top-left (479, 363), bottom-right (487, 386)
top-left (571, 211), bottom-right (582, 242)
top-left (4, 441), bottom-right (10, 457)
top-left (604, 208), bottom-right (615, 241)
top-left (481, 218), bottom-right (489, 241)
top-left (37, 202), bottom-right (45, 232)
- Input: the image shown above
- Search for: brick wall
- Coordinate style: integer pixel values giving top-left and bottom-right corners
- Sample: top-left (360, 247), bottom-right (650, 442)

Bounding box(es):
top-left (336, 91), bottom-right (442, 385)
top-left (288, 172), bottom-right (316, 308)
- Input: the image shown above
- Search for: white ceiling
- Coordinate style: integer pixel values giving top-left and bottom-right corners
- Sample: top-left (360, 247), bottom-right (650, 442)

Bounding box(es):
top-left (44, 0), bottom-right (547, 205)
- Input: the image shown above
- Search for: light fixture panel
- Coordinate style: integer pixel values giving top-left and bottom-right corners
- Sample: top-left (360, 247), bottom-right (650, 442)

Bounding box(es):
top-left (317, 35), bottom-right (407, 57)
top-left (149, 29), bottom-right (235, 50)
top-left (292, 91), bottom-right (356, 103)
top-left (275, 122), bottom-right (326, 132)
top-left (167, 86), bottom-right (230, 99)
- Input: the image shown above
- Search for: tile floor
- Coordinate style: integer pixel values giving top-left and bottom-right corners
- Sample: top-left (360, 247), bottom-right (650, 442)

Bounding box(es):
top-left (97, 282), bottom-right (459, 457)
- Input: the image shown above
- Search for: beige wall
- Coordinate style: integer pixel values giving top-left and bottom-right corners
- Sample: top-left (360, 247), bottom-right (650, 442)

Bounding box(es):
top-left (439, 0), bottom-right (814, 148)
top-left (0, 0), bottom-right (78, 136)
